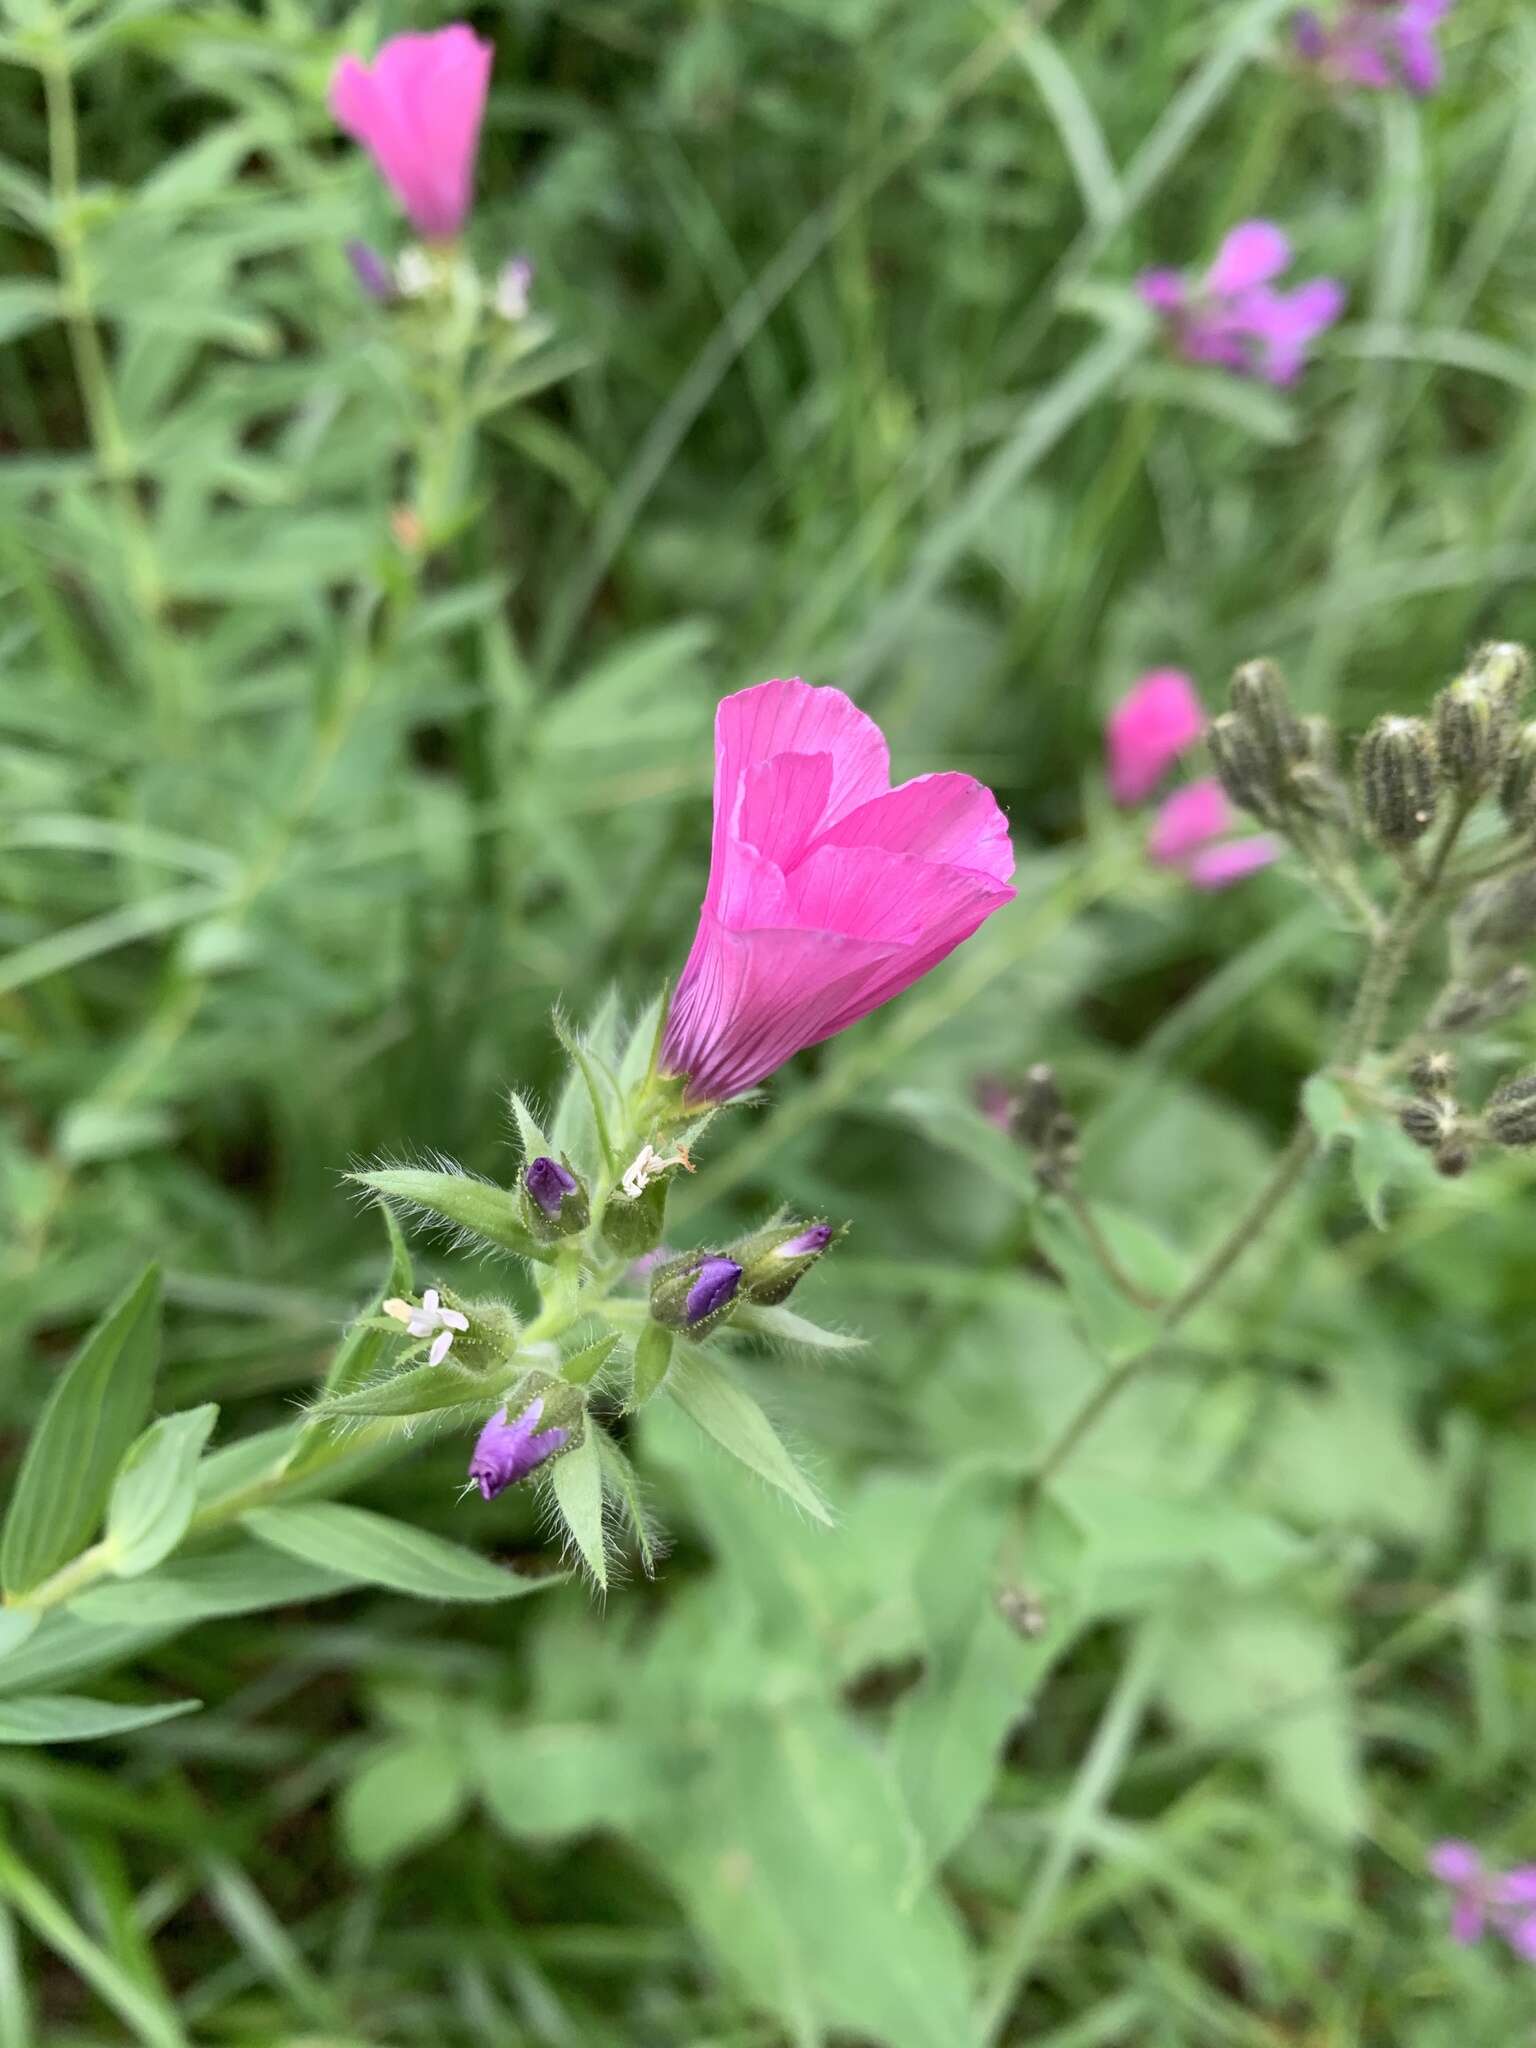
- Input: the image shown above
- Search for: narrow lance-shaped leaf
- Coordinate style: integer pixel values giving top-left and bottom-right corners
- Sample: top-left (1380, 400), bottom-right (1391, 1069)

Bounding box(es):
top-left (2, 1266), bottom-right (162, 1600)
top-left (244, 1503), bottom-right (557, 1603)
top-left (0, 1693), bottom-right (201, 1746)
top-left (549, 1429), bottom-right (607, 1591)
top-left (668, 1345), bottom-right (832, 1526)
top-left (348, 1168), bottom-right (543, 1260)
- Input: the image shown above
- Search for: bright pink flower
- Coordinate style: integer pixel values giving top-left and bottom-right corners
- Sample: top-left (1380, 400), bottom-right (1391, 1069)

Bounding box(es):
top-left (1293, 2), bottom-right (1453, 97)
top-left (1139, 221), bottom-right (1346, 387)
top-left (1429, 1840), bottom-right (1536, 1960)
top-left (1107, 669), bottom-right (1206, 805)
top-left (1148, 779), bottom-right (1281, 892)
top-left (661, 678), bottom-right (1016, 1103)
top-left (330, 26), bottom-right (493, 242)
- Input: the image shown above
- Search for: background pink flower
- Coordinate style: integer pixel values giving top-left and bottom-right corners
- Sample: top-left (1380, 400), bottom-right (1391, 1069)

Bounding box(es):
top-left (1148, 779), bottom-right (1281, 891)
top-left (331, 26), bottom-right (493, 242)
top-left (1429, 1840), bottom-right (1536, 1960)
top-left (1294, 1), bottom-right (1453, 96)
top-left (661, 678), bottom-right (1016, 1103)
top-left (1139, 221), bottom-right (1346, 386)
top-left (1107, 669), bottom-right (1206, 804)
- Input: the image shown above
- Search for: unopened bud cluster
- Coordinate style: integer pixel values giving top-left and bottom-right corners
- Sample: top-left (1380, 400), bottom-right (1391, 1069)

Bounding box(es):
top-left (1208, 659), bottom-right (1350, 838)
top-left (1009, 1064), bottom-right (1081, 1191)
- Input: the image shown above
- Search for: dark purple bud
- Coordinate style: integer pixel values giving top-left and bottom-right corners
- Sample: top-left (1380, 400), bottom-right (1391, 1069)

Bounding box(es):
top-left (468, 1398), bottom-right (570, 1501)
top-left (1291, 10), bottom-right (1329, 62)
top-left (346, 239), bottom-right (396, 303)
top-left (685, 1256), bottom-right (742, 1325)
top-left (525, 1155), bottom-right (578, 1219)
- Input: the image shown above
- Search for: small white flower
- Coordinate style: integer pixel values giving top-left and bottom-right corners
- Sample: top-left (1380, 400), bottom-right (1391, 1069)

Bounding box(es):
top-left (395, 247), bottom-right (434, 299)
top-left (494, 257), bottom-right (533, 321)
top-left (382, 1288), bottom-right (469, 1366)
top-left (619, 1141), bottom-right (694, 1201)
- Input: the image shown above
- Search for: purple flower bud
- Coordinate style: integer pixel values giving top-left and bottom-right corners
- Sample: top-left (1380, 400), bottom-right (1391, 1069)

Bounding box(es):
top-left (777, 1224), bottom-right (832, 1258)
top-left (468, 1398), bottom-right (570, 1501)
top-left (685, 1256), bottom-right (742, 1325)
top-left (346, 239), bottom-right (396, 303)
top-left (524, 1155), bottom-right (578, 1219)
top-left (1292, 8), bottom-right (1330, 60)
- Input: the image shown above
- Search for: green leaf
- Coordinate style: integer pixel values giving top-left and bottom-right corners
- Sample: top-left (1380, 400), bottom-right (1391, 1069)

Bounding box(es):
top-left (616, 991), bottom-right (667, 1091)
top-left (65, 1539), bottom-right (359, 1630)
top-left (244, 1503), bottom-right (552, 1603)
top-left (892, 1475), bottom-right (1085, 1866)
top-left (646, 1702), bottom-right (973, 2048)
top-left (1301, 1072), bottom-right (1357, 1146)
top-left (552, 1014), bottom-right (621, 1180)
top-left (593, 1430), bottom-right (663, 1578)
top-left (732, 1303), bottom-right (865, 1353)
top-left (561, 1330), bottom-right (622, 1386)
top-left (668, 1347), bottom-right (832, 1526)
top-left (0, 1614), bottom-right (38, 1660)
top-left (1031, 1200), bottom-right (1158, 1361)
top-left (549, 1430), bottom-right (606, 1591)
top-left (348, 1168), bottom-right (539, 1259)
top-left (340, 1738), bottom-right (468, 1869)
top-left (2, 1266), bottom-right (162, 1599)
top-left (507, 1090), bottom-right (552, 1162)
top-left (310, 1358), bottom-right (503, 1421)
top-left (1055, 1477), bottom-right (1307, 1607)
top-left (470, 1720), bottom-right (667, 1839)
top-left (105, 1405), bottom-right (218, 1579)
top-left (1350, 1116), bottom-right (1426, 1230)
top-left (631, 1321), bottom-right (673, 1404)
top-left (0, 1694), bottom-right (200, 1746)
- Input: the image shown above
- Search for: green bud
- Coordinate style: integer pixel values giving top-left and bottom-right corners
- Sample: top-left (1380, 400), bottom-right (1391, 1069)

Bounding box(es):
top-left (1356, 715), bottom-right (1439, 849)
top-left (1434, 1140), bottom-right (1473, 1179)
top-left (1297, 714), bottom-right (1339, 772)
top-left (1469, 640), bottom-right (1532, 721)
top-left (1284, 760), bottom-right (1352, 834)
top-left (1499, 721), bottom-right (1536, 834)
top-left (1016, 1064), bottom-right (1067, 1149)
top-left (730, 1218), bottom-right (841, 1307)
top-left (447, 1297), bottom-right (523, 1370)
top-left (1462, 868), bottom-right (1536, 951)
top-left (1484, 1068), bottom-right (1536, 1148)
top-left (1208, 712), bottom-right (1279, 823)
top-left (1229, 658), bottom-right (1306, 786)
top-left (1408, 1050), bottom-right (1456, 1096)
top-left (500, 1368), bottom-right (587, 1449)
top-left (600, 1172), bottom-right (668, 1259)
top-left (1424, 973), bottom-right (1532, 1033)
top-left (1432, 673), bottom-right (1513, 799)
top-left (1398, 1096), bottom-right (1457, 1151)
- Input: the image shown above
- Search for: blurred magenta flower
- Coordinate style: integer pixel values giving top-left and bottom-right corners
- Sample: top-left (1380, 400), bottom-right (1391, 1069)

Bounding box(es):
top-left (661, 678), bottom-right (1016, 1103)
top-left (1429, 1840), bottom-right (1536, 1960)
top-left (1293, 1), bottom-right (1452, 95)
top-left (1149, 780), bottom-right (1282, 892)
top-left (331, 26), bottom-right (493, 242)
top-left (468, 1397), bottom-right (569, 1500)
top-left (1108, 668), bottom-right (1206, 805)
top-left (1140, 221), bottom-right (1346, 386)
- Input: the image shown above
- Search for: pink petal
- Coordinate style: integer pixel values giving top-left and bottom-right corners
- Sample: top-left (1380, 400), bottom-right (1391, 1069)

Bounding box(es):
top-left (330, 27), bottom-right (492, 241)
top-left (1449, 1897), bottom-right (1486, 1946)
top-left (1505, 1913), bottom-right (1536, 1962)
top-left (1148, 779), bottom-right (1231, 866)
top-left (1106, 669), bottom-right (1206, 805)
top-left (1495, 1868), bottom-right (1536, 1908)
top-left (664, 678), bottom-right (1015, 1101)
top-left (1185, 834), bottom-right (1283, 890)
top-left (1205, 220), bottom-right (1292, 298)
top-left (811, 772), bottom-right (1016, 884)
top-left (1395, 20), bottom-right (1442, 93)
top-left (1250, 278), bottom-right (1346, 385)
top-left (1429, 1840), bottom-right (1484, 1887)
top-left (708, 678), bottom-right (889, 915)
top-left (1138, 268), bottom-right (1188, 314)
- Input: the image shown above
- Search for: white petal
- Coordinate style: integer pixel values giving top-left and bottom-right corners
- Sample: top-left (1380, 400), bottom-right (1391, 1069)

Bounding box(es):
top-left (442, 1309), bottom-right (469, 1331)
top-left (422, 1289), bottom-right (440, 1314)
top-left (428, 1330), bottom-right (453, 1366)
top-left (382, 1298), bottom-right (413, 1326)
top-left (407, 1312), bottom-right (434, 1337)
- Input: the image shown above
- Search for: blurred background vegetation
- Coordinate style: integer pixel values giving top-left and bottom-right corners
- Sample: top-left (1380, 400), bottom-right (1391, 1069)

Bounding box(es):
top-left (2, 0), bottom-right (1536, 2041)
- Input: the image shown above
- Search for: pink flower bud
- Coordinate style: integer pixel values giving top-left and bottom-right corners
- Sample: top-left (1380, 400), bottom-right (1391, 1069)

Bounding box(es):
top-left (331, 26), bottom-right (493, 242)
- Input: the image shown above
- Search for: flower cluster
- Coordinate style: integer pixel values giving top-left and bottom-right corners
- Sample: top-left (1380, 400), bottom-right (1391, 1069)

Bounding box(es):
top-left (1140, 222), bottom-right (1345, 387)
top-left (1107, 667), bottom-right (1282, 891)
top-left (1293, 1), bottom-right (1453, 97)
top-left (329, 680), bottom-right (1006, 1553)
top-left (1430, 1841), bottom-right (1536, 1961)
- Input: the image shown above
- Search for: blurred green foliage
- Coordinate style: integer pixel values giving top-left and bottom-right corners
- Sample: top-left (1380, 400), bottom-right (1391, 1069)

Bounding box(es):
top-left (2, 0), bottom-right (1536, 2041)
